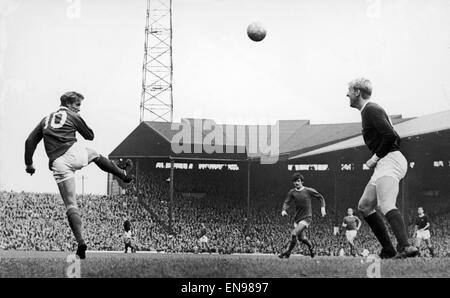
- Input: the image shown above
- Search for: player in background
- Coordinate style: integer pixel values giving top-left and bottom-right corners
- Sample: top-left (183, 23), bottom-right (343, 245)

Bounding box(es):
top-left (279, 173), bottom-right (326, 259)
top-left (123, 218), bottom-right (136, 253)
top-left (198, 223), bottom-right (210, 253)
top-left (341, 208), bottom-right (361, 256)
top-left (414, 207), bottom-right (435, 257)
top-left (24, 92), bottom-right (134, 259)
top-left (346, 78), bottom-right (418, 259)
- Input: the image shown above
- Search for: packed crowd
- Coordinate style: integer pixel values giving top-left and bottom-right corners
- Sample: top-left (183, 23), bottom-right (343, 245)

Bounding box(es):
top-left (0, 191), bottom-right (167, 251)
top-left (1, 171), bottom-right (449, 256)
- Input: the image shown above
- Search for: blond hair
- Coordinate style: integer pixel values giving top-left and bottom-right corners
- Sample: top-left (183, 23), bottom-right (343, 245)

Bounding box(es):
top-left (349, 77), bottom-right (372, 99)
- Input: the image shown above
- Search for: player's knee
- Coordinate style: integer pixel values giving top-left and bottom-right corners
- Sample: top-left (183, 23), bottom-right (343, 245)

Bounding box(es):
top-left (66, 205), bottom-right (79, 215)
top-left (378, 202), bottom-right (396, 215)
top-left (86, 148), bottom-right (100, 163)
top-left (358, 201), bottom-right (373, 216)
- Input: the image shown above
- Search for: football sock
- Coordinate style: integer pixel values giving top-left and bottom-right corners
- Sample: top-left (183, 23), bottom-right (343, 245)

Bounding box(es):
top-left (429, 246), bottom-right (435, 256)
top-left (385, 209), bottom-right (409, 251)
top-left (67, 208), bottom-right (84, 245)
top-left (300, 239), bottom-right (313, 252)
top-left (286, 235), bottom-right (297, 253)
top-left (94, 155), bottom-right (127, 180)
top-left (364, 212), bottom-right (395, 252)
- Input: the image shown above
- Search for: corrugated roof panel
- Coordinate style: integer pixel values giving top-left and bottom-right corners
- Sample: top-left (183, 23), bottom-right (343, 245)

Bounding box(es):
top-left (290, 110), bottom-right (449, 159)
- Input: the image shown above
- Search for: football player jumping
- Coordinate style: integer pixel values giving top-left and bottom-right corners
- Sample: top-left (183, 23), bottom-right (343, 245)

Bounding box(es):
top-left (24, 91), bottom-right (133, 259)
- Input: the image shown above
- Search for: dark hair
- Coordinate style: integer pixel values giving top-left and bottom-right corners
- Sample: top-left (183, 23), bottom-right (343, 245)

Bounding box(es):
top-left (60, 91), bottom-right (84, 106)
top-left (124, 219), bottom-right (131, 232)
top-left (292, 173), bottom-right (304, 182)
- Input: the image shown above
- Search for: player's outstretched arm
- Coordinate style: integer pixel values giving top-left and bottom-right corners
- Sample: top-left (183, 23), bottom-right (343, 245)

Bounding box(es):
top-left (24, 121), bottom-right (44, 175)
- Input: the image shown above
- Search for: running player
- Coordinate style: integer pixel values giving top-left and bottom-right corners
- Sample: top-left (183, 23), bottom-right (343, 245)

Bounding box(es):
top-left (24, 91), bottom-right (134, 259)
top-left (414, 207), bottom-right (435, 257)
top-left (342, 208), bottom-right (361, 256)
top-left (279, 173), bottom-right (326, 259)
top-left (346, 78), bottom-right (418, 258)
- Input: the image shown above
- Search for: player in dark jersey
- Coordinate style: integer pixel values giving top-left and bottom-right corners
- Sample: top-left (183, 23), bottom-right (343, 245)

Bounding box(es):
top-left (414, 207), bottom-right (435, 257)
top-left (341, 208), bottom-right (361, 256)
top-left (198, 223), bottom-right (210, 253)
top-left (346, 78), bottom-right (418, 259)
top-left (278, 173), bottom-right (326, 259)
top-left (24, 92), bottom-right (134, 259)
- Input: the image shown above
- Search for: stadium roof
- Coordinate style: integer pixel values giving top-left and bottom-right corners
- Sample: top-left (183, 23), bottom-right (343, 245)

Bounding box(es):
top-left (109, 115), bottom-right (414, 161)
top-left (109, 120), bottom-right (248, 161)
top-left (290, 109), bottom-right (450, 159)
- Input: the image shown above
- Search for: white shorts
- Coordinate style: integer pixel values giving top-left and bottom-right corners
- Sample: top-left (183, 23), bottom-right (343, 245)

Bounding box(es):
top-left (346, 230), bottom-right (357, 242)
top-left (369, 151), bottom-right (407, 186)
top-left (294, 218), bottom-right (311, 229)
top-left (416, 230), bottom-right (431, 240)
top-left (199, 236), bottom-right (209, 243)
top-left (51, 142), bottom-right (89, 183)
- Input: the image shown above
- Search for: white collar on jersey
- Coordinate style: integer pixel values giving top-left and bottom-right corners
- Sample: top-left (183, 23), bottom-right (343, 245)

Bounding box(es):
top-left (360, 100), bottom-right (370, 113)
top-left (294, 186), bottom-right (305, 192)
top-left (59, 106), bottom-right (69, 111)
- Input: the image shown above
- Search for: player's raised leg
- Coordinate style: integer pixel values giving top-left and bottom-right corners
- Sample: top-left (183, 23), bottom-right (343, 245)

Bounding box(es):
top-left (86, 148), bottom-right (133, 183)
top-left (57, 178), bottom-right (87, 259)
top-left (358, 183), bottom-right (397, 259)
top-left (376, 176), bottom-right (418, 258)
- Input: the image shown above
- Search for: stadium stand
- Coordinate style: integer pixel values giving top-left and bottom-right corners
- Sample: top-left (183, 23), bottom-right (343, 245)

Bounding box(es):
top-left (1, 173), bottom-right (449, 256)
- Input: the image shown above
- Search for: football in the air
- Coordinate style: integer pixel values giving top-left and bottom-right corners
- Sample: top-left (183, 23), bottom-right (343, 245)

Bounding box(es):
top-left (247, 22), bottom-right (266, 42)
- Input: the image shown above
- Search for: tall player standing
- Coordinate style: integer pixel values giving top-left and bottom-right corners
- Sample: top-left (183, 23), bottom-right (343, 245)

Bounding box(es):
top-left (346, 78), bottom-right (418, 259)
top-left (24, 92), bottom-right (134, 259)
top-left (278, 173), bottom-right (326, 259)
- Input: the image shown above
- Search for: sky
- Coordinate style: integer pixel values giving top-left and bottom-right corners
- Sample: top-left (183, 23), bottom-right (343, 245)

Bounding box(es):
top-left (0, 0), bottom-right (449, 195)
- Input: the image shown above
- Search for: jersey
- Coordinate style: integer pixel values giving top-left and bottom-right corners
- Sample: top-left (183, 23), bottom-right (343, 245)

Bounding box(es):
top-left (24, 107), bottom-right (94, 169)
top-left (282, 187), bottom-right (326, 223)
top-left (415, 215), bottom-right (429, 230)
top-left (343, 215), bottom-right (361, 231)
top-left (199, 227), bottom-right (207, 238)
top-left (361, 102), bottom-right (401, 159)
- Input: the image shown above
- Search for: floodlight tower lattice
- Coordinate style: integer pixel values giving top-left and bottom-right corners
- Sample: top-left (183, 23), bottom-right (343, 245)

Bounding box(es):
top-left (140, 0), bottom-right (174, 123)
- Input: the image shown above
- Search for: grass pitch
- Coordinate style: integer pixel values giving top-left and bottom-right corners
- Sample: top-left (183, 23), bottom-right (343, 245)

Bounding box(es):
top-left (0, 251), bottom-right (448, 278)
